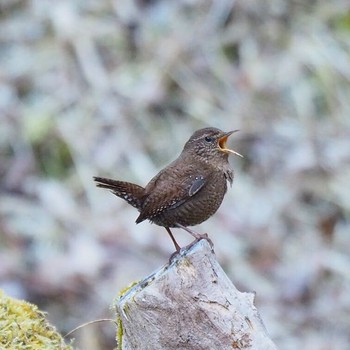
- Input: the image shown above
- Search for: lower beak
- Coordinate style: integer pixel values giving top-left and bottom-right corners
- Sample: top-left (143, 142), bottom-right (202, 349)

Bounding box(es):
top-left (218, 130), bottom-right (244, 158)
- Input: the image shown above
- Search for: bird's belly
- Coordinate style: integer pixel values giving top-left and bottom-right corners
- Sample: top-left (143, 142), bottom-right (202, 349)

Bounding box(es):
top-left (153, 176), bottom-right (228, 228)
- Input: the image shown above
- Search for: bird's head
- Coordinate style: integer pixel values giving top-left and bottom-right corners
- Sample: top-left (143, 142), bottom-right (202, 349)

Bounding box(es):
top-left (183, 127), bottom-right (243, 163)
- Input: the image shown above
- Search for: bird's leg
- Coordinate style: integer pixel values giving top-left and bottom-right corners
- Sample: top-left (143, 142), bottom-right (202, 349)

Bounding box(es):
top-left (165, 227), bottom-right (181, 252)
top-left (175, 223), bottom-right (213, 249)
top-left (175, 223), bottom-right (206, 239)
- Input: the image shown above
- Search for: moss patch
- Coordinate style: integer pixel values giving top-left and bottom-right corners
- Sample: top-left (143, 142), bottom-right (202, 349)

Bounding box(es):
top-left (0, 289), bottom-right (73, 350)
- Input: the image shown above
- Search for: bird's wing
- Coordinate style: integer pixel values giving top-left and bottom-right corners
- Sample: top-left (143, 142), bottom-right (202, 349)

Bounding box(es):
top-left (135, 164), bottom-right (207, 223)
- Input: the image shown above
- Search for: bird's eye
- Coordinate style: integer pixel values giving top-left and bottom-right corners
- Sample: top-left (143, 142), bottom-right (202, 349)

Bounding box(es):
top-left (205, 136), bottom-right (214, 143)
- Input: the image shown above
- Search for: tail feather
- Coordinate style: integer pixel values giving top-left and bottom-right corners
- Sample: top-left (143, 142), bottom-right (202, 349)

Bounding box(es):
top-left (93, 176), bottom-right (145, 210)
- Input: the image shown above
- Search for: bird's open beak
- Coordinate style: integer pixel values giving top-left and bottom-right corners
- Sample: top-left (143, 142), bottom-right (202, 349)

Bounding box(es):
top-left (218, 130), bottom-right (244, 158)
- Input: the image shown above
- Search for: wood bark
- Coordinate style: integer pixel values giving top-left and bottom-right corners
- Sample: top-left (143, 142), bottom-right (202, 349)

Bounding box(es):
top-left (115, 239), bottom-right (278, 350)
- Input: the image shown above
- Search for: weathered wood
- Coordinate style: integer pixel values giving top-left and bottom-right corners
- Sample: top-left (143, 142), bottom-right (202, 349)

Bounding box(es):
top-left (115, 239), bottom-right (278, 350)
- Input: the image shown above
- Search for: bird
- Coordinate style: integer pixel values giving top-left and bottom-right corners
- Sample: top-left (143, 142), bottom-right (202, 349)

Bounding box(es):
top-left (93, 127), bottom-right (243, 252)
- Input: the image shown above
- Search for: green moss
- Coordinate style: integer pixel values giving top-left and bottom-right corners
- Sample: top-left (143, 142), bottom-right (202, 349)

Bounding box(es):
top-left (0, 289), bottom-right (73, 350)
top-left (116, 316), bottom-right (123, 350)
top-left (117, 281), bottom-right (138, 298)
top-left (112, 281), bottom-right (139, 350)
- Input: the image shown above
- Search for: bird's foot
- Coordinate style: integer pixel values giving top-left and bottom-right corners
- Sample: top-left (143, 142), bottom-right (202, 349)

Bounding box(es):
top-left (175, 224), bottom-right (214, 251)
top-left (168, 225), bottom-right (215, 264)
top-left (168, 249), bottom-right (181, 264)
top-left (191, 235), bottom-right (214, 251)
top-left (168, 235), bottom-right (215, 264)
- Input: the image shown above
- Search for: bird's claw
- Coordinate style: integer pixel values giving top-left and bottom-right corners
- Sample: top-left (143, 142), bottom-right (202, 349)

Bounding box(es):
top-left (196, 234), bottom-right (214, 251)
top-left (169, 236), bottom-right (214, 262)
top-left (168, 249), bottom-right (181, 264)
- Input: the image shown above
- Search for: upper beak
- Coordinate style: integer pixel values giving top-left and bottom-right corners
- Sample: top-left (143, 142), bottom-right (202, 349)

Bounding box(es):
top-left (218, 130), bottom-right (244, 158)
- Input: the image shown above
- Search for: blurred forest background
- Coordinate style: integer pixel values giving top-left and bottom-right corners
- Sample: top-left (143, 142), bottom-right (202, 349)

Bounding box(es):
top-left (1, 0), bottom-right (350, 349)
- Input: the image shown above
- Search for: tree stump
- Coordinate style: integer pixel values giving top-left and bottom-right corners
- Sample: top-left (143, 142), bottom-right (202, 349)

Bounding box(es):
top-left (115, 239), bottom-right (278, 350)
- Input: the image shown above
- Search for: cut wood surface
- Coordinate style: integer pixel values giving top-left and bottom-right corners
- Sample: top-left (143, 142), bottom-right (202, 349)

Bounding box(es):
top-left (115, 239), bottom-right (278, 350)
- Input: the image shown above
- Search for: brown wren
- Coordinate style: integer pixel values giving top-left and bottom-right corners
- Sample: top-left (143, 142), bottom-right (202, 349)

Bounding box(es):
top-left (94, 127), bottom-right (243, 252)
